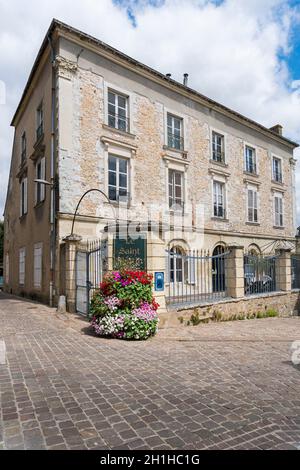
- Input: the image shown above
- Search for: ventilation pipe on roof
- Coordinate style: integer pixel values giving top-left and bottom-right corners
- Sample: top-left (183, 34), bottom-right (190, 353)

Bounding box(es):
top-left (183, 73), bottom-right (189, 86)
top-left (166, 73), bottom-right (171, 79)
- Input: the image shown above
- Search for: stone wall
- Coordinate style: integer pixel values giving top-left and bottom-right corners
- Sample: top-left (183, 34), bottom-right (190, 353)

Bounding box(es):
top-left (159, 290), bottom-right (300, 328)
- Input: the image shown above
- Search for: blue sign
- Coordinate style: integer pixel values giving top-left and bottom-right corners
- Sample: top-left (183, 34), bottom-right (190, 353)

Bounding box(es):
top-left (154, 272), bottom-right (164, 291)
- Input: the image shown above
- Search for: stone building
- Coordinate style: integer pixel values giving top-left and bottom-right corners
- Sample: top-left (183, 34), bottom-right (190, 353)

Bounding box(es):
top-left (3, 19), bottom-right (299, 315)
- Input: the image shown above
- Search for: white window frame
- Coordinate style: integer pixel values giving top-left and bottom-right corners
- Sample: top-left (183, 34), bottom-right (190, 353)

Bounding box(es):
top-left (247, 186), bottom-right (258, 223)
top-left (20, 177), bottom-right (28, 217)
top-left (168, 168), bottom-right (184, 211)
top-left (108, 153), bottom-right (130, 202)
top-left (35, 157), bottom-right (46, 205)
top-left (19, 247), bottom-right (26, 286)
top-left (166, 113), bottom-right (184, 150)
top-left (164, 107), bottom-right (186, 151)
top-left (164, 158), bottom-right (189, 213)
top-left (33, 243), bottom-right (43, 289)
top-left (274, 192), bottom-right (284, 227)
top-left (211, 128), bottom-right (226, 163)
top-left (104, 82), bottom-right (133, 133)
top-left (244, 142), bottom-right (258, 174)
top-left (272, 154), bottom-right (283, 183)
top-left (212, 179), bottom-right (226, 219)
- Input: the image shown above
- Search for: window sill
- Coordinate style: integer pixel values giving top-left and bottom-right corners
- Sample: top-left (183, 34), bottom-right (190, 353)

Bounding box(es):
top-left (163, 145), bottom-right (188, 156)
top-left (104, 200), bottom-right (131, 209)
top-left (34, 132), bottom-right (44, 149)
top-left (271, 179), bottom-right (284, 186)
top-left (209, 159), bottom-right (228, 168)
top-left (211, 216), bottom-right (229, 222)
top-left (273, 225), bottom-right (285, 230)
top-left (169, 209), bottom-right (185, 216)
top-left (34, 200), bottom-right (45, 209)
top-left (245, 221), bottom-right (260, 226)
top-left (243, 171), bottom-right (259, 178)
top-left (102, 123), bottom-right (135, 139)
top-left (16, 162), bottom-right (28, 179)
top-left (19, 214), bottom-right (27, 221)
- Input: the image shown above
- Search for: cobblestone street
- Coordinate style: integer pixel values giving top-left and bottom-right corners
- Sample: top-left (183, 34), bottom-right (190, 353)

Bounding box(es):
top-left (0, 292), bottom-right (300, 450)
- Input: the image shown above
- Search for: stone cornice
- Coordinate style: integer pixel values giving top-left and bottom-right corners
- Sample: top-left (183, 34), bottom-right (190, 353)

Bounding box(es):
top-left (54, 55), bottom-right (77, 80)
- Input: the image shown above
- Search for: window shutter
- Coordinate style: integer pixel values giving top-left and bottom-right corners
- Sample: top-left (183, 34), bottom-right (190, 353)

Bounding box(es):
top-left (20, 181), bottom-right (23, 217)
top-left (34, 244), bottom-right (42, 288)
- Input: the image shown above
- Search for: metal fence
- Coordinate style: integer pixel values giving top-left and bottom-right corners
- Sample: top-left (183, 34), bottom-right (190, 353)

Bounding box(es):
top-left (291, 255), bottom-right (300, 289)
top-left (75, 239), bottom-right (108, 316)
top-left (244, 253), bottom-right (277, 296)
top-left (166, 248), bottom-right (229, 306)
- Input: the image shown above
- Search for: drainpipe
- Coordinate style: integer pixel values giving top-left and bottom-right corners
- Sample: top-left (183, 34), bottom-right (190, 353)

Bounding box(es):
top-left (47, 34), bottom-right (56, 307)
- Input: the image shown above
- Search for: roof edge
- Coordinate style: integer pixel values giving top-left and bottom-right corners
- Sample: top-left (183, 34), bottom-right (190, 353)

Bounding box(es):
top-left (11, 18), bottom-right (299, 149)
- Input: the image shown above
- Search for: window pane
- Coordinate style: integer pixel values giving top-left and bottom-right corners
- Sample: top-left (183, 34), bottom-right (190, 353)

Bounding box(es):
top-left (118, 95), bottom-right (126, 109)
top-left (109, 171), bottom-right (116, 186)
top-left (119, 159), bottom-right (127, 174)
top-left (108, 156), bottom-right (117, 170)
top-left (108, 92), bottom-right (115, 104)
top-left (175, 172), bottom-right (182, 185)
top-left (119, 173), bottom-right (127, 188)
top-left (119, 188), bottom-right (127, 197)
top-left (109, 186), bottom-right (117, 201)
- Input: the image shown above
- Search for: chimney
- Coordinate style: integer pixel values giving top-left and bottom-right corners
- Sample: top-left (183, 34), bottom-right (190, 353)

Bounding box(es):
top-left (183, 73), bottom-right (189, 86)
top-left (270, 124), bottom-right (283, 136)
top-left (166, 73), bottom-right (171, 79)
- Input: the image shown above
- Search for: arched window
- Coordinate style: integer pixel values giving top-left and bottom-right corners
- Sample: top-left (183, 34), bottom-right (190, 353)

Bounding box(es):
top-left (170, 246), bottom-right (187, 283)
top-left (212, 244), bottom-right (226, 292)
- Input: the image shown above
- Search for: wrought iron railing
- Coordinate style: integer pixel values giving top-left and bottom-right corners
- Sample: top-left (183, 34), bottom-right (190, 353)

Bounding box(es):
top-left (244, 253), bottom-right (277, 296)
top-left (108, 113), bottom-right (130, 133)
top-left (212, 151), bottom-right (225, 163)
top-left (167, 132), bottom-right (184, 151)
top-left (273, 170), bottom-right (283, 183)
top-left (166, 249), bottom-right (229, 306)
top-left (291, 255), bottom-right (300, 289)
top-left (245, 162), bottom-right (257, 174)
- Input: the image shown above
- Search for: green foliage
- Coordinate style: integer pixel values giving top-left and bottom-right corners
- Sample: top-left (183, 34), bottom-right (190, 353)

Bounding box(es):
top-left (265, 308), bottom-right (278, 317)
top-left (212, 310), bottom-right (223, 322)
top-left (123, 315), bottom-right (157, 340)
top-left (190, 311), bottom-right (202, 326)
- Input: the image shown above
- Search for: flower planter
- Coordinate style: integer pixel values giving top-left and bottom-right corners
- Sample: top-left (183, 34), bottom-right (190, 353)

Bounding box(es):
top-left (90, 271), bottom-right (159, 340)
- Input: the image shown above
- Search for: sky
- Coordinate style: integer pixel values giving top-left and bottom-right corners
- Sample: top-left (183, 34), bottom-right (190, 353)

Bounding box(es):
top-left (0, 0), bottom-right (300, 226)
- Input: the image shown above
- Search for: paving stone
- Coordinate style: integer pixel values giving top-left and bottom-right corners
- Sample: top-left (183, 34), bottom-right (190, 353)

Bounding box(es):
top-left (1, 292), bottom-right (300, 450)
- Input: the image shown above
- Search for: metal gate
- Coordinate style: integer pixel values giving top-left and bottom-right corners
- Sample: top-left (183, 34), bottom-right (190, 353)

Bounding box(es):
top-left (244, 253), bottom-right (278, 295)
top-left (75, 239), bottom-right (108, 316)
top-left (166, 248), bottom-right (229, 306)
top-left (291, 255), bottom-right (300, 289)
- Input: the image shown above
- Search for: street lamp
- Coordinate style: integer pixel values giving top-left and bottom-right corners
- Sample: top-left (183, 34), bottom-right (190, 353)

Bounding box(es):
top-left (34, 178), bottom-right (54, 186)
top-left (70, 188), bottom-right (116, 236)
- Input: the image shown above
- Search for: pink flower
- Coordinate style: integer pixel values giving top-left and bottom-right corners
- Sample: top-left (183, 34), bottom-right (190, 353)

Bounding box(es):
top-left (132, 302), bottom-right (158, 323)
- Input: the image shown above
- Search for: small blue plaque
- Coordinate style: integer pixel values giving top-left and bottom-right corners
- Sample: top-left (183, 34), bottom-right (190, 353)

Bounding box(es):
top-left (154, 272), bottom-right (164, 291)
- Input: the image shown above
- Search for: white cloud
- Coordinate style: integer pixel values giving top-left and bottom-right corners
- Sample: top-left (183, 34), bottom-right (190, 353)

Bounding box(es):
top-left (0, 0), bottom-right (299, 226)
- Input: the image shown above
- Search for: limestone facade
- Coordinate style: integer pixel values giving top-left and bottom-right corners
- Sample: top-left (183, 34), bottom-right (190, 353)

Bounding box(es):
top-left (3, 20), bottom-right (299, 310)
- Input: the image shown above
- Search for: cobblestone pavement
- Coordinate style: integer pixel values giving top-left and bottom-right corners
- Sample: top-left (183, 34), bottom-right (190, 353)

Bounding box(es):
top-left (0, 292), bottom-right (300, 450)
